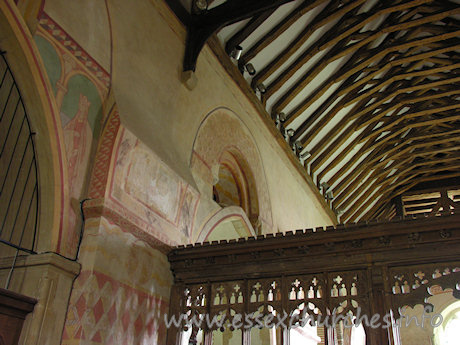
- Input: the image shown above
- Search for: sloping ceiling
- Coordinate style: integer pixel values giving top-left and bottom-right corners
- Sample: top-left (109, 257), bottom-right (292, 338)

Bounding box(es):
top-left (173, 0), bottom-right (460, 222)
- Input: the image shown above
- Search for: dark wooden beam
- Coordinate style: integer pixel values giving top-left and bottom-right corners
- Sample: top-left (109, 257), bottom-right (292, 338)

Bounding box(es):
top-left (406, 177), bottom-right (460, 194)
top-left (364, 171), bottom-right (460, 220)
top-left (183, 0), bottom-right (296, 71)
top-left (238, 0), bottom-right (329, 69)
top-left (271, 5), bottom-right (460, 114)
top-left (358, 168), bottom-right (460, 222)
top-left (251, 0), bottom-right (365, 92)
top-left (164, 0), bottom-right (191, 25)
top-left (168, 213), bottom-right (460, 282)
top-left (224, 8), bottom-right (276, 56)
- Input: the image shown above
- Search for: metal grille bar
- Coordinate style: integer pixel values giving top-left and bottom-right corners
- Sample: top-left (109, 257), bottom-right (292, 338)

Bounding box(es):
top-left (0, 51), bottom-right (39, 288)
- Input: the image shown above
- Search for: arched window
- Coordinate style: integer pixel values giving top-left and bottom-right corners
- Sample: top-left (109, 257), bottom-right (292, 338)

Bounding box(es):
top-left (433, 300), bottom-right (460, 345)
top-left (214, 162), bottom-right (242, 208)
top-left (213, 150), bottom-right (260, 233)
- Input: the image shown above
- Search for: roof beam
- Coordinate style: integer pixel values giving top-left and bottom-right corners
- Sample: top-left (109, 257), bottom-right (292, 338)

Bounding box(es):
top-left (271, 8), bottom-right (460, 113)
top-left (238, 0), bottom-right (328, 68)
top-left (183, 0), bottom-right (296, 72)
top-left (346, 159), bottom-right (460, 221)
top-left (225, 8), bottom-right (276, 57)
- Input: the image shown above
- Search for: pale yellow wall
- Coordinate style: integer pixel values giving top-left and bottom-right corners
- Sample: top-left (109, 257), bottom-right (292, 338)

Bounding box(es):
top-left (44, 0), bottom-right (111, 71)
top-left (2, 1), bottom-right (337, 345)
top-left (42, 0), bottom-right (334, 241)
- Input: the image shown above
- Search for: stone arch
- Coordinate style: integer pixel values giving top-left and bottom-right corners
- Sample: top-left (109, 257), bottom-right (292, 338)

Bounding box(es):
top-left (433, 299), bottom-right (460, 345)
top-left (214, 148), bottom-right (260, 224)
top-left (0, 2), bottom-right (67, 253)
top-left (190, 107), bottom-right (272, 240)
top-left (195, 206), bottom-right (256, 242)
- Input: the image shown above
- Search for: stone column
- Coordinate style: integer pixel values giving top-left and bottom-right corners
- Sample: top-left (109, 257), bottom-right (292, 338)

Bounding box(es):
top-left (0, 252), bottom-right (80, 345)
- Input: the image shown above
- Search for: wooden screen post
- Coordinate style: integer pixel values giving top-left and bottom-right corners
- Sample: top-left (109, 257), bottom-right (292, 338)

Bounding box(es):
top-left (242, 329), bottom-right (251, 345)
top-left (167, 284), bottom-right (183, 345)
top-left (366, 266), bottom-right (390, 345)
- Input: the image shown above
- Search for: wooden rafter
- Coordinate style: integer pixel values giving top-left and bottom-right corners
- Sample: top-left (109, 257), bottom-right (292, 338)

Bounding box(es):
top-left (183, 0), bottom-right (297, 71)
top-left (272, 9), bottom-right (460, 114)
top-left (334, 139), bottom-right (460, 209)
top-left (346, 161), bottom-right (460, 222)
top-left (199, 0), bottom-right (460, 222)
top-left (238, 0), bottom-right (328, 69)
top-left (224, 9), bottom-right (276, 57)
top-left (364, 171), bottom-right (460, 220)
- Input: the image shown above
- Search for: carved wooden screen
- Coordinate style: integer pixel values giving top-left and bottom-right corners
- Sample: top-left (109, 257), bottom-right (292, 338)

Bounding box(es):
top-left (177, 271), bottom-right (369, 330)
top-left (167, 213), bottom-right (460, 345)
top-left (388, 262), bottom-right (460, 312)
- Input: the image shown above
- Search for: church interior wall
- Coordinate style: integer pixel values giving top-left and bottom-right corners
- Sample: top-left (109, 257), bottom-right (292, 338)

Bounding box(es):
top-left (36, 0), bottom-right (335, 247)
top-left (2, 1), bottom-right (459, 345)
top-left (0, 0), bottom-right (341, 344)
top-left (60, 215), bottom-right (172, 344)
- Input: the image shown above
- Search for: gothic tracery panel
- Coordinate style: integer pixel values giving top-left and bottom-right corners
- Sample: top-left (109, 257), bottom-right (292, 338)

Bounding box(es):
top-left (389, 262), bottom-right (460, 312)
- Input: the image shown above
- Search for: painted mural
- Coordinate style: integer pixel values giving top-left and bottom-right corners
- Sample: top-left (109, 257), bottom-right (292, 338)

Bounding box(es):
top-left (124, 145), bottom-right (180, 222)
top-left (34, 34), bottom-right (61, 95)
top-left (109, 128), bottom-right (199, 246)
top-left (34, 24), bottom-right (108, 257)
top-left (60, 74), bottom-right (103, 253)
top-left (191, 108), bottom-right (273, 237)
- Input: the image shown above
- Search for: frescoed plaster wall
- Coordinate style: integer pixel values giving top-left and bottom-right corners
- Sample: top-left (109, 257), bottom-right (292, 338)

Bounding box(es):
top-left (190, 108), bottom-right (272, 240)
top-left (109, 0), bottom-right (335, 233)
top-left (30, 0), bottom-right (336, 254)
top-left (61, 216), bottom-right (172, 345)
top-left (0, 0), bottom-right (340, 344)
top-left (108, 126), bottom-right (200, 245)
top-left (32, 16), bottom-right (109, 258)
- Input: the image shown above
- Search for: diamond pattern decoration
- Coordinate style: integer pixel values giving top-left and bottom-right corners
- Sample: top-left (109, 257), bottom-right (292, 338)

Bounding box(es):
top-left (87, 110), bottom-right (121, 199)
top-left (62, 270), bottom-right (168, 345)
top-left (38, 12), bottom-right (111, 88)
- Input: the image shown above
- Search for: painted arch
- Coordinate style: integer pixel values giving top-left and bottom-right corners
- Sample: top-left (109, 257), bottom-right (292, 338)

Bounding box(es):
top-left (0, 1), bottom-right (66, 253)
top-left (191, 107), bottom-right (272, 242)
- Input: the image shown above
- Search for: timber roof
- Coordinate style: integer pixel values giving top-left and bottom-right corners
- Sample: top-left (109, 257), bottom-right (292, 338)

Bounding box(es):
top-left (173, 0), bottom-right (460, 222)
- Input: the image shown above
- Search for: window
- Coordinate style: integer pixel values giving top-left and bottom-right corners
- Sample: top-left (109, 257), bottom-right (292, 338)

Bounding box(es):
top-left (434, 301), bottom-right (460, 345)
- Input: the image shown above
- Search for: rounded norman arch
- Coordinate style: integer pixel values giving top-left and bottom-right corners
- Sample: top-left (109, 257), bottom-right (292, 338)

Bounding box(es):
top-left (195, 206), bottom-right (256, 242)
top-left (213, 148), bottom-right (259, 224)
top-left (190, 107), bottom-right (272, 241)
top-left (433, 299), bottom-right (460, 345)
top-left (0, 2), bottom-right (66, 253)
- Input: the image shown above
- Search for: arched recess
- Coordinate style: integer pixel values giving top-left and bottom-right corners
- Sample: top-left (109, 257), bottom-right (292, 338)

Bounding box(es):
top-left (213, 149), bottom-right (260, 222)
top-left (195, 206), bottom-right (256, 242)
top-left (190, 107), bottom-right (272, 241)
top-left (0, 2), bottom-right (66, 253)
